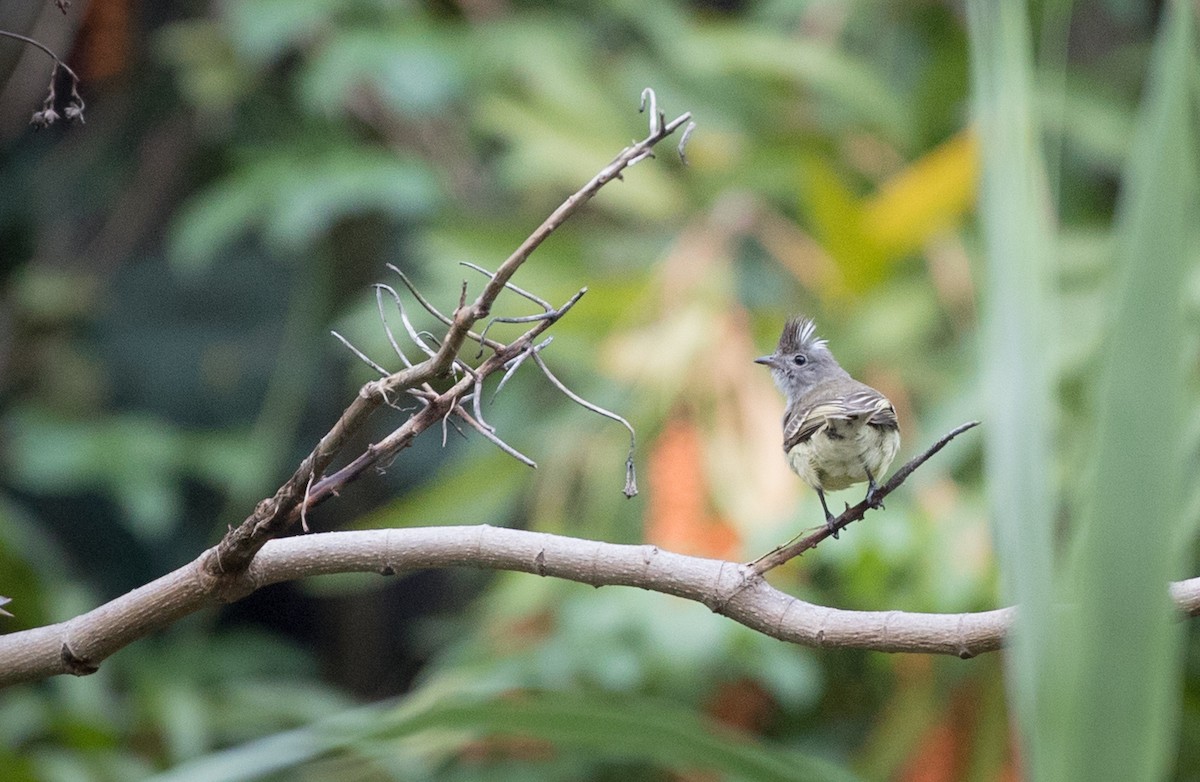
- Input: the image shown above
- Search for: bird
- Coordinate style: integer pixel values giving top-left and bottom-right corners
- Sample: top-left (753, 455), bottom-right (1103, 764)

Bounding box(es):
top-left (755, 317), bottom-right (900, 538)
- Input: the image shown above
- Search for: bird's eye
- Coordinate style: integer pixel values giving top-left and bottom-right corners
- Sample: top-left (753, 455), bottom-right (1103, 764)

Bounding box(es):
top-left (793, 354), bottom-right (807, 366)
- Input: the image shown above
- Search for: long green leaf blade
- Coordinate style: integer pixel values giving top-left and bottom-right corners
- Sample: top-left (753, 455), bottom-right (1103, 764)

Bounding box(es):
top-left (1061, 3), bottom-right (1198, 779)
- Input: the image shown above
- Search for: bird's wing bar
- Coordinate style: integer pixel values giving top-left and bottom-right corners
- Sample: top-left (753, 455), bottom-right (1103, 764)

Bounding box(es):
top-left (783, 390), bottom-right (896, 451)
top-left (840, 388), bottom-right (898, 429)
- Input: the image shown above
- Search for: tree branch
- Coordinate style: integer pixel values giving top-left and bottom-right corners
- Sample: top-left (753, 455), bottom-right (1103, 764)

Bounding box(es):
top-left (4, 522), bottom-right (1200, 687)
top-left (203, 92), bottom-right (692, 579)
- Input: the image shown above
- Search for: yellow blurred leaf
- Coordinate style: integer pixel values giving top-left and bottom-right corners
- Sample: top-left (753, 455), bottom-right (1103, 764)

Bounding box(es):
top-left (861, 129), bottom-right (978, 260)
top-left (793, 129), bottom-right (978, 299)
top-left (797, 154), bottom-right (875, 297)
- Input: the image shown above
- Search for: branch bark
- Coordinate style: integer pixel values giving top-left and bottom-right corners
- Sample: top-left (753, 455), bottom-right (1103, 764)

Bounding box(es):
top-left (4, 523), bottom-right (1200, 687)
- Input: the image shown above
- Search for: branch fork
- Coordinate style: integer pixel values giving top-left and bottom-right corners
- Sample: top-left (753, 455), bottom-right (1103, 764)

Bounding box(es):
top-left (202, 89), bottom-right (693, 579)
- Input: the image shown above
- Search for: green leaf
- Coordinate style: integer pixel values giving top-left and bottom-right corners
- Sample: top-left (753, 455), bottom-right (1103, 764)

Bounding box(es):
top-left (966, 1), bottom-right (1057, 776)
top-left (299, 27), bottom-right (466, 117)
top-left (221, 0), bottom-right (350, 65)
top-left (690, 26), bottom-right (914, 145)
top-left (147, 686), bottom-right (861, 782)
top-left (1057, 3), bottom-right (1199, 779)
top-left (169, 150), bottom-right (439, 271)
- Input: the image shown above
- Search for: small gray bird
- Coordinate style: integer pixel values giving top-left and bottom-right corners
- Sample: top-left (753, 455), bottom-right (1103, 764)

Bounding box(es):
top-left (756, 317), bottom-right (900, 538)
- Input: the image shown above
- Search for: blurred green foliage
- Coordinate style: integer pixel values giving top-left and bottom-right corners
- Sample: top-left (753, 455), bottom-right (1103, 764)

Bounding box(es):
top-left (0, 0), bottom-right (1197, 780)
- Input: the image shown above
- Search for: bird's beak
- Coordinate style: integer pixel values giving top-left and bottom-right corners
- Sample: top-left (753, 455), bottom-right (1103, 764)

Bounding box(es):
top-left (754, 355), bottom-right (775, 367)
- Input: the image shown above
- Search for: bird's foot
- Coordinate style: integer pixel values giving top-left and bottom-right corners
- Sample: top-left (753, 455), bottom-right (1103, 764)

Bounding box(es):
top-left (818, 489), bottom-right (840, 539)
top-left (864, 472), bottom-right (885, 510)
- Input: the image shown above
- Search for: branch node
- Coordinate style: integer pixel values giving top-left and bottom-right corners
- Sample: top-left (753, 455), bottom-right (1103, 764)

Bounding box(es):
top-left (60, 642), bottom-right (98, 677)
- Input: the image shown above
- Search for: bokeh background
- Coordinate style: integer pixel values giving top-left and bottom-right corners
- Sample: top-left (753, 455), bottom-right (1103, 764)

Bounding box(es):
top-left (0, 1), bottom-right (1197, 780)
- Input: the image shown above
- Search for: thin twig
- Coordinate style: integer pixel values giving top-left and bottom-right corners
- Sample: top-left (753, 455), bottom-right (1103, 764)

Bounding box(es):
top-left (300, 470), bottom-right (316, 533)
top-left (331, 331), bottom-right (389, 376)
top-left (454, 407), bottom-right (537, 468)
top-left (0, 31), bottom-right (85, 126)
top-left (749, 421), bottom-right (981, 574)
top-left (639, 87), bottom-right (663, 135)
top-left (494, 336), bottom-right (553, 400)
top-left (476, 310), bottom-right (559, 352)
top-left (531, 351), bottom-right (638, 497)
top-left (0, 30), bottom-right (81, 82)
top-left (677, 120), bottom-right (697, 165)
top-left (373, 285), bottom-right (415, 369)
top-left (460, 262), bottom-right (553, 311)
top-left (472, 372), bottom-right (491, 432)
top-left (387, 265), bottom-right (501, 347)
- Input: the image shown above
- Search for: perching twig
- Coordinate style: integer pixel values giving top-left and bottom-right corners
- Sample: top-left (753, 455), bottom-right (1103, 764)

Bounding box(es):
top-left (749, 421), bottom-right (981, 574)
top-left (16, 521), bottom-right (1200, 685)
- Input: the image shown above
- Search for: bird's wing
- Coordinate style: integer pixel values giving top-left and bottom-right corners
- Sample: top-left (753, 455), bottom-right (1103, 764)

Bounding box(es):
top-left (841, 387), bottom-right (899, 429)
top-left (783, 386), bottom-right (897, 451)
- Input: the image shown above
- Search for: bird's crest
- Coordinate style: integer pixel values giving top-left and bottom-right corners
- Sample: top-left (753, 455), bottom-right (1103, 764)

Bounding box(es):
top-left (778, 317), bottom-right (827, 354)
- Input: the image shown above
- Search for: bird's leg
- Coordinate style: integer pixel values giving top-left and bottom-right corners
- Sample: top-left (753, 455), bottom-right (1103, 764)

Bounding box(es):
top-left (817, 488), bottom-right (839, 539)
top-left (864, 467), bottom-right (884, 510)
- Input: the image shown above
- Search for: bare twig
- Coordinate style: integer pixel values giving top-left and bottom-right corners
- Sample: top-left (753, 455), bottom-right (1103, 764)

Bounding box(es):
top-left (0, 31), bottom-right (85, 126)
top-left (300, 470), bottom-right (316, 533)
top-left (476, 311), bottom-right (558, 352)
top-left (639, 87), bottom-right (664, 136)
top-left (749, 421), bottom-right (981, 574)
top-left (204, 89), bottom-right (690, 583)
top-left (373, 285), bottom-right (415, 368)
top-left (677, 120), bottom-right (697, 165)
top-left (386, 265), bottom-right (502, 352)
top-left (460, 262), bottom-right (553, 312)
top-left (331, 331), bottom-right (389, 376)
top-left (454, 407), bottom-right (537, 467)
top-left (395, 302), bottom-right (438, 359)
top-left (530, 351), bottom-right (638, 498)
top-left (494, 336), bottom-right (552, 400)
top-left (303, 288), bottom-right (591, 513)
top-left (471, 372), bottom-right (490, 431)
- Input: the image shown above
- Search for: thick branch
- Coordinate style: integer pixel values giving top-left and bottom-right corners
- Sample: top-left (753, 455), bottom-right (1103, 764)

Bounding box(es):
top-left (6, 523), bottom-right (1200, 687)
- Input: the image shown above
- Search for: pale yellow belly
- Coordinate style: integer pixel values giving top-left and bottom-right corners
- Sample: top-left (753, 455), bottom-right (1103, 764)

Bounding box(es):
top-left (786, 421), bottom-right (899, 492)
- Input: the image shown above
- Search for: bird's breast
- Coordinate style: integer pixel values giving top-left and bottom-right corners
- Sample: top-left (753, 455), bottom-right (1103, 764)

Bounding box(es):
top-left (785, 420), bottom-right (900, 491)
